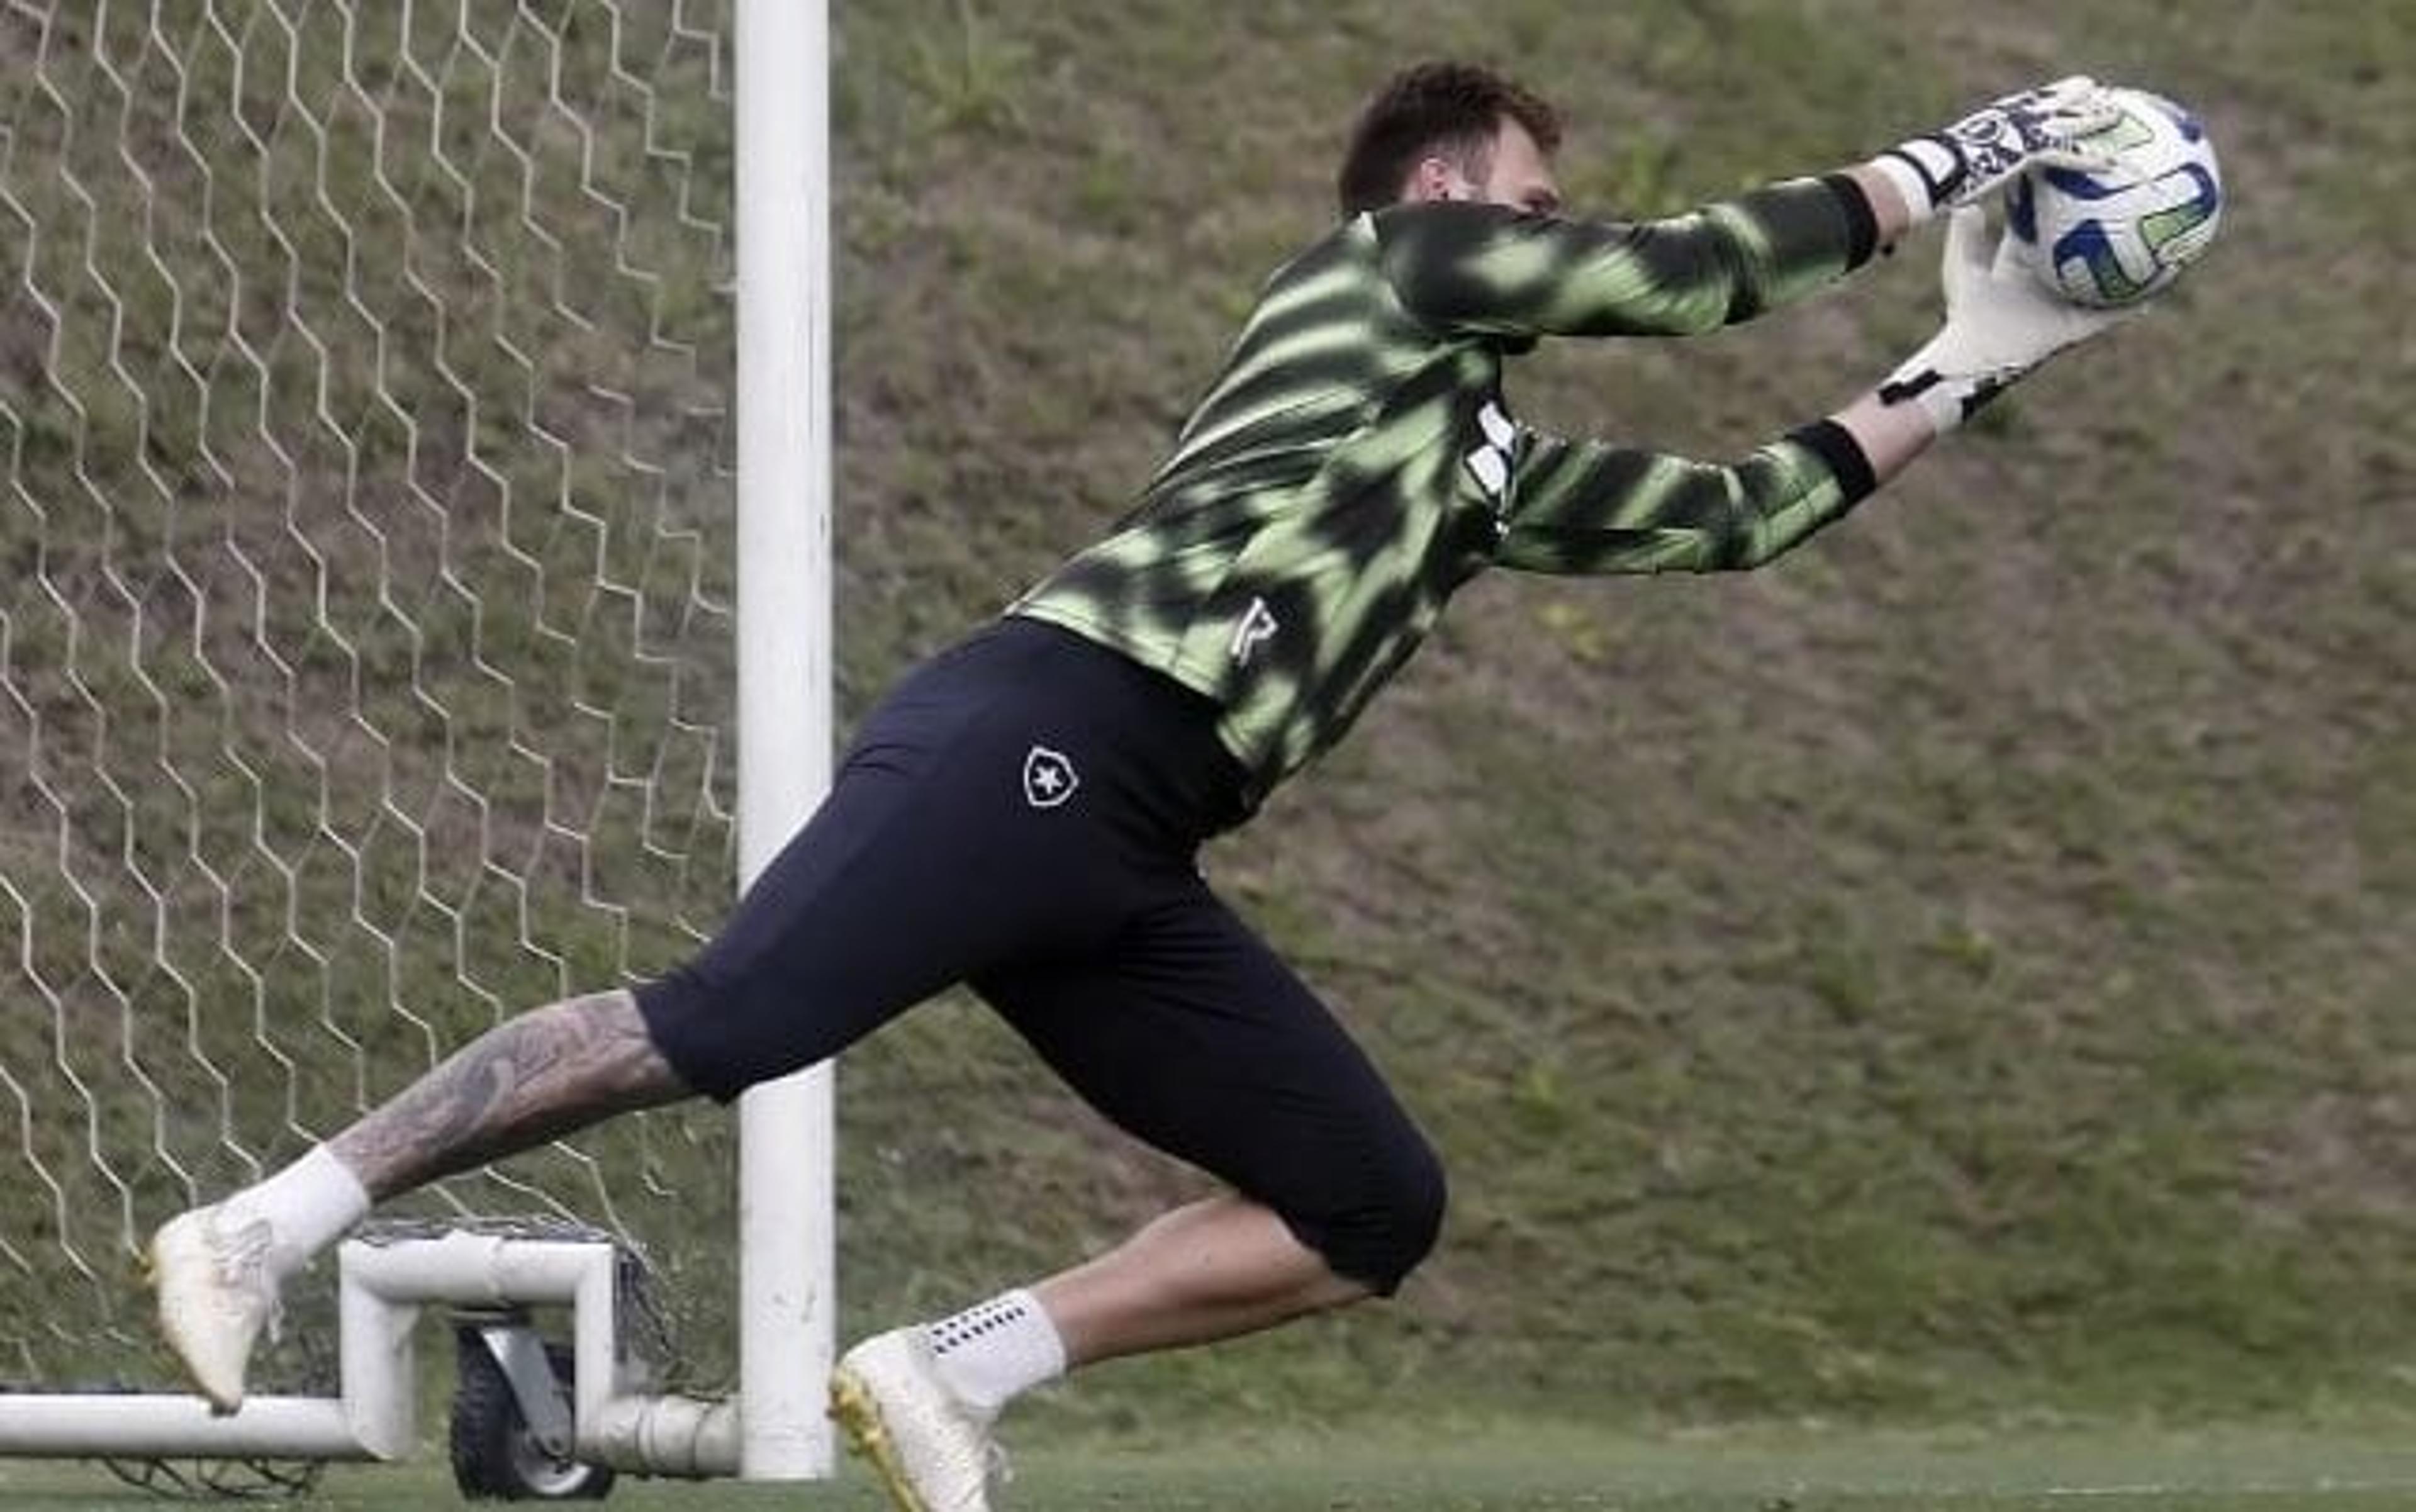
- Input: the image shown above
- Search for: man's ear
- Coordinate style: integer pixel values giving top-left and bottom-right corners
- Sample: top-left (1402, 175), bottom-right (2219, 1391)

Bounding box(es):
top-left (1406, 155), bottom-right (1462, 204)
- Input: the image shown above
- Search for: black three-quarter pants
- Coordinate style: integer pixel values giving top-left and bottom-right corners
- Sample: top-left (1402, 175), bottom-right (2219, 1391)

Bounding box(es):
top-left (635, 617), bottom-right (1445, 1293)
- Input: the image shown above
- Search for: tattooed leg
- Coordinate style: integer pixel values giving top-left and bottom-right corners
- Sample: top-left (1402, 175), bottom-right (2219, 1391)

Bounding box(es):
top-left (329, 988), bottom-right (693, 1201)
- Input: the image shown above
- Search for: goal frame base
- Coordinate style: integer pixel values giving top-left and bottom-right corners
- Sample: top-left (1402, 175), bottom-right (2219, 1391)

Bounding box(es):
top-left (0, 1233), bottom-right (739, 1477)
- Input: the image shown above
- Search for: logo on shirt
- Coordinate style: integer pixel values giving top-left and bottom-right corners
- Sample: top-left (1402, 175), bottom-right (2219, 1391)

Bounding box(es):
top-left (1465, 400), bottom-right (1518, 533)
top-left (1022, 744), bottom-right (1079, 809)
top-left (1230, 596), bottom-right (1279, 667)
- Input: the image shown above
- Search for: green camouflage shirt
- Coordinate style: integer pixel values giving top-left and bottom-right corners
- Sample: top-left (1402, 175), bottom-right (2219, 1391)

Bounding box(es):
top-left (1012, 174), bottom-right (1881, 807)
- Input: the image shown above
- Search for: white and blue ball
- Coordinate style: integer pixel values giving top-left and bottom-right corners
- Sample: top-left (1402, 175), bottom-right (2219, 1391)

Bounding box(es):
top-left (2008, 86), bottom-right (2223, 308)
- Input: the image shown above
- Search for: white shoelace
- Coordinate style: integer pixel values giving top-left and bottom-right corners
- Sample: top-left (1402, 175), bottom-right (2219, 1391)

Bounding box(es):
top-left (206, 1215), bottom-right (285, 1341)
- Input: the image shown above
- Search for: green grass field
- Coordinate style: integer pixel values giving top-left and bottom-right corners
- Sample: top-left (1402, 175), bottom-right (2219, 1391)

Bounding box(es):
top-left (10, 1425), bottom-right (2416, 1509)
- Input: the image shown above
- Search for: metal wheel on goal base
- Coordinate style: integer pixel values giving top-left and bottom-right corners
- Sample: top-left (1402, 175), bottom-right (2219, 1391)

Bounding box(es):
top-left (450, 1318), bottom-right (616, 1501)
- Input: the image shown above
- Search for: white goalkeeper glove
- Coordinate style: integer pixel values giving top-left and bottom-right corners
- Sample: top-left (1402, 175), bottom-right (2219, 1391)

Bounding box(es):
top-left (1873, 76), bottom-right (2122, 222)
top-left (1879, 205), bottom-right (2133, 434)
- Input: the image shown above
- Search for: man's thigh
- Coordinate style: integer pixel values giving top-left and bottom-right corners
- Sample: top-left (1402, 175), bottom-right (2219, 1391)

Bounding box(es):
top-left (636, 657), bottom-right (1139, 1099)
top-left (973, 889), bottom-right (1442, 1285)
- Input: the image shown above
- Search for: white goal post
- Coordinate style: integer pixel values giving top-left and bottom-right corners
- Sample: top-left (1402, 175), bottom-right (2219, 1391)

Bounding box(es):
top-left (730, 0), bottom-right (834, 1481)
top-left (0, 0), bottom-right (833, 1482)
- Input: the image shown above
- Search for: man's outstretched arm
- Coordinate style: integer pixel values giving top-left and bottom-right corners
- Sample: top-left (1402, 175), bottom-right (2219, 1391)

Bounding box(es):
top-left (1375, 79), bottom-right (2113, 344)
top-left (1372, 174), bottom-right (1886, 342)
top-left (1494, 205), bottom-right (2131, 576)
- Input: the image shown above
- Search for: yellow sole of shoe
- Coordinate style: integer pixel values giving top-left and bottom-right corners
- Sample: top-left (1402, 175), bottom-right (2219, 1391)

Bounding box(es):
top-left (829, 1370), bottom-right (929, 1512)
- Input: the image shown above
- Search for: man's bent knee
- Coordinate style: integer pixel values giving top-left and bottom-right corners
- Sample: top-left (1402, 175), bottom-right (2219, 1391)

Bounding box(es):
top-left (1301, 1132), bottom-right (1447, 1297)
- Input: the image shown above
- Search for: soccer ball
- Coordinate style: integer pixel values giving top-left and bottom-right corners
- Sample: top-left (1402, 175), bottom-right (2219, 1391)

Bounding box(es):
top-left (2007, 86), bottom-right (2223, 308)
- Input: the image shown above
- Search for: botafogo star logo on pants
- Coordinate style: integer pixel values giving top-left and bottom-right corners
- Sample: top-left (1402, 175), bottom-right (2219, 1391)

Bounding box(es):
top-left (1022, 745), bottom-right (1079, 809)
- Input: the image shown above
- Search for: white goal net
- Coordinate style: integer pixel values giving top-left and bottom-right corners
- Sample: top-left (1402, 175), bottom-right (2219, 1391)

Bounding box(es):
top-left (0, 0), bottom-right (741, 1391)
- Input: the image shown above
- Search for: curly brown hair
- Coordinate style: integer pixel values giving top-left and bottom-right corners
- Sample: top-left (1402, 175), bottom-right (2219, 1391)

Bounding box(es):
top-left (1336, 62), bottom-right (1563, 216)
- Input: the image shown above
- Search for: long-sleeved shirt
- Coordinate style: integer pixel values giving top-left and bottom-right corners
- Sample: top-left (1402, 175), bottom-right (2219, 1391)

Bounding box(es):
top-left (1011, 173), bottom-right (1883, 809)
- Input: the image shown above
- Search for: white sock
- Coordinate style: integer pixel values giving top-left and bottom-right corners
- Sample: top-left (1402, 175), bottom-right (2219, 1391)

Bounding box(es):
top-left (218, 1147), bottom-right (372, 1280)
top-left (923, 1289), bottom-right (1066, 1416)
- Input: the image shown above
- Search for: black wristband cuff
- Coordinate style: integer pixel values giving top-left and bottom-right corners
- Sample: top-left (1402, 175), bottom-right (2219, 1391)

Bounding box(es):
top-left (1789, 418), bottom-right (1878, 506)
top-left (1819, 171), bottom-right (1882, 269)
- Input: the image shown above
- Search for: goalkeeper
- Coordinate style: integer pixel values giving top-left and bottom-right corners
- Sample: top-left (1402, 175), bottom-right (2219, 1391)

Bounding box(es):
top-left (154, 62), bottom-right (2127, 1512)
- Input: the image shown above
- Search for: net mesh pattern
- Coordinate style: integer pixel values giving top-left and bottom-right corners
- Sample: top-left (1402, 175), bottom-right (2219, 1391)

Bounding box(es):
top-left (0, 0), bottom-right (740, 1390)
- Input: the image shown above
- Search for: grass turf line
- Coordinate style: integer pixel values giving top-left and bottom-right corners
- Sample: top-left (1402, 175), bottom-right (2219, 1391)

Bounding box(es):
top-left (7, 1426), bottom-right (2416, 1509)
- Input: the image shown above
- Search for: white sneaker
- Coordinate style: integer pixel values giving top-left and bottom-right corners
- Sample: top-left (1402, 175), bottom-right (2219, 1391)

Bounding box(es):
top-left (829, 1328), bottom-right (1003, 1512)
top-left (148, 1205), bottom-right (281, 1414)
